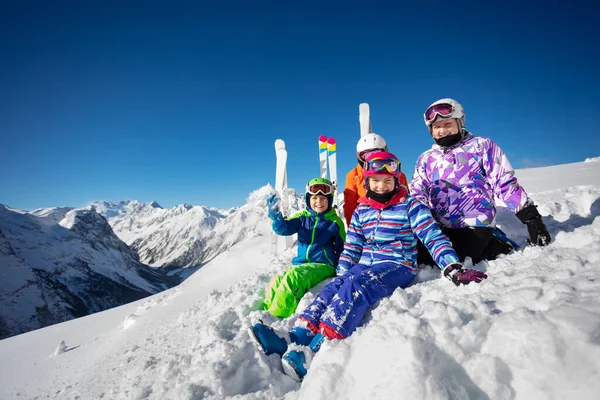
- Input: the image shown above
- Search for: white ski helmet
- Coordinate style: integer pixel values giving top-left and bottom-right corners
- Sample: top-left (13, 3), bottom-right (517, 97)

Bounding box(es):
top-left (424, 98), bottom-right (466, 133)
top-left (356, 133), bottom-right (387, 156)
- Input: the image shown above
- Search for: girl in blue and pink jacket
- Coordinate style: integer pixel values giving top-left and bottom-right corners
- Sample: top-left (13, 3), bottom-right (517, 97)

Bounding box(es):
top-left (249, 151), bottom-right (487, 381)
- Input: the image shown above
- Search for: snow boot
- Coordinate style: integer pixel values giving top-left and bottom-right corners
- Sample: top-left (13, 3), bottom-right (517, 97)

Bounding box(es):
top-left (289, 326), bottom-right (315, 346)
top-left (248, 323), bottom-right (288, 356)
top-left (282, 347), bottom-right (314, 382)
top-left (281, 333), bottom-right (324, 381)
top-left (309, 332), bottom-right (325, 352)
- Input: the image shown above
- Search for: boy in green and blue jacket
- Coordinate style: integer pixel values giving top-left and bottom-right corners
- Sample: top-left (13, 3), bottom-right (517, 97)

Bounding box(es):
top-left (264, 177), bottom-right (346, 318)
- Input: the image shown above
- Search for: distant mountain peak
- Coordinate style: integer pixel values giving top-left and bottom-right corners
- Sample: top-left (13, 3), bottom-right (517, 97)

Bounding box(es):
top-left (0, 205), bottom-right (173, 340)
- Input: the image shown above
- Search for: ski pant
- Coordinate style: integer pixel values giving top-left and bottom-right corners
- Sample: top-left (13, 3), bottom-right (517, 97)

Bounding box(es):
top-left (417, 227), bottom-right (513, 266)
top-left (263, 262), bottom-right (335, 319)
top-left (300, 262), bottom-right (415, 339)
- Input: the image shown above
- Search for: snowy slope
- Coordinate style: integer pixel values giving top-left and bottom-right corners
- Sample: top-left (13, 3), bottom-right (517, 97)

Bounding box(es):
top-left (1, 159), bottom-right (599, 399)
top-left (0, 206), bottom-right (173, 340)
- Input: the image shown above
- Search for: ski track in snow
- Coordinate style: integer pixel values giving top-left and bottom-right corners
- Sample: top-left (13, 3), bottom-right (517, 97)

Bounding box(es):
top-left (1, 164), bottom-right (600, 399)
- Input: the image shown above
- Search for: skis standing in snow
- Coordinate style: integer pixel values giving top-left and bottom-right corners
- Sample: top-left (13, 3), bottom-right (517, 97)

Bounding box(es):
top-left (411, 98), bottom-right (551, 266)
top-left (251, 151), bottom-right (486, 381)
top-left (271, 139), bottom-right (293, 255)
top-left (263, 178), bottom-right (345, 319)
top-left (318, 135), bottom-right (328, 179)
top-left (326, 137), bottom-right (338, 209)
top-left (318, 135), bottom-right (343, 220)
top-left (359, 102), bottom-right (372, 137)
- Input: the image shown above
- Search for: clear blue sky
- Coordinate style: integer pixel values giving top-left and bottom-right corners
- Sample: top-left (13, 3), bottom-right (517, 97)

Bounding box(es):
top-left (1, 1), bottom-right (598, 210)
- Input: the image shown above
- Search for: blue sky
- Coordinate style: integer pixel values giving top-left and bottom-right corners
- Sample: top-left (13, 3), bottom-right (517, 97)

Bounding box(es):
top-left (1, 1), bottom-right (598, 210)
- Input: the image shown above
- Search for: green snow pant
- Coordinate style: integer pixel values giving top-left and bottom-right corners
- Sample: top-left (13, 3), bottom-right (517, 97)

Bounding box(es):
top-left (263, 262), bottom-right (335, 318)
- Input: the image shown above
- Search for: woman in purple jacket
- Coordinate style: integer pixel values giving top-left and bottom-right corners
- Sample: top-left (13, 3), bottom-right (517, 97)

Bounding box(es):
top-left (411, 98), bottom-right (551, 266)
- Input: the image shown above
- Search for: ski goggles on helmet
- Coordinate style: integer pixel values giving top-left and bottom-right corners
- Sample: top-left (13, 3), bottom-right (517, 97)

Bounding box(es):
top-left (306, 183), bottom-right (334, 196)
top-left (424, 103), bottom-right (454, 123)
top-left (366, 158), bottom-right (400, 174)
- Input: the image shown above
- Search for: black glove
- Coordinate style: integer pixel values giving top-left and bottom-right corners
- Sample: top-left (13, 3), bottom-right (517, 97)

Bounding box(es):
top-left (443, 263), bottom-right (488, 286)
top-left (516, 204), bottom-right (551, 246)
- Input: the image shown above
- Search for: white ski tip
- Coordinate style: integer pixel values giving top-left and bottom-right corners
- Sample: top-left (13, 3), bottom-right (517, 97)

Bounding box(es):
top-left (275, 139), bottom-right (286, 150)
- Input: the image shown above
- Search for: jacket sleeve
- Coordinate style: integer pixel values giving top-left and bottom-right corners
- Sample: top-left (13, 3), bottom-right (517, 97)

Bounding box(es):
top-left (271, 210), bottom-right (304, 236)
top-left (343, 169), bottom-right (359, 226)
top-left (407, 198), bottom-right (459, 269)
top-left (482, 139), bottom-right (533, 214)
top-left (337, 209), bottom-right (365, 275)
top-left (409, 154), bottom-right (432, 207)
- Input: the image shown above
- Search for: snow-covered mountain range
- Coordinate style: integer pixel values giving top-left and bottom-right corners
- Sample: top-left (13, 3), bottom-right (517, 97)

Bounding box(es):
top-left (0, 205), bottom-right (175, 340)
top-left (91, 186), bottom-right (303, 269)
top-left (0, 186), bottom-right (304, 340)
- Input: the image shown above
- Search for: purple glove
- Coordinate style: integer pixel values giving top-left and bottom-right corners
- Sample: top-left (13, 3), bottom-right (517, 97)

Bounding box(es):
top-left (443, 263), bottom-right (488, 286)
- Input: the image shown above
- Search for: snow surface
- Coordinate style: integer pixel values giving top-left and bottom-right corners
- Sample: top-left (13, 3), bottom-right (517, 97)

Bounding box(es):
top-left (1, 160), bottom-right (600, 399)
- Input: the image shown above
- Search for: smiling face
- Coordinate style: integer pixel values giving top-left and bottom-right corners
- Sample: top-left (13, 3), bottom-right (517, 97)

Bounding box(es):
top-left (368, 175), bottom-right (396, 194)
top-left (309, 194), bottom-right (329, 213)
top-left (430, 118), bottom-right (460, 139)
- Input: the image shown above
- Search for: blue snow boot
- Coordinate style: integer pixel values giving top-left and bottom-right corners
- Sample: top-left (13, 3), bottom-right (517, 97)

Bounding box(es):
top-left (248, 323), bottom-right (288, 356)
top-left (282, 348), bottom-right (313, 382)
top-left (289, 326), bottom-right (315, 346)
top-left (281, 333), bottom-right (326, 381)
top-left (493, 227), bottom-right (521, 251)
top-left (309, 332), bottom-right (325, 353)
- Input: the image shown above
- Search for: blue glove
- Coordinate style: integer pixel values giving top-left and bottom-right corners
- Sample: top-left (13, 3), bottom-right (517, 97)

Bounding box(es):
top-left (443, 263), bottom-right (488, 286)
top-left (266, 194), bottom-right (281, 219)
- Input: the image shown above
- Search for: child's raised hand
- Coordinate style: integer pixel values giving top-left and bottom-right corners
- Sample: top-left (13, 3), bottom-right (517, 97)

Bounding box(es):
top-left (266, 194), bottom-right (281, 218)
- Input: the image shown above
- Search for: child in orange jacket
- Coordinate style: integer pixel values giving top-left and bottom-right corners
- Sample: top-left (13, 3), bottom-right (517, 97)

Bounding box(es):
top-left (343, 133), bottom-right (408, 225)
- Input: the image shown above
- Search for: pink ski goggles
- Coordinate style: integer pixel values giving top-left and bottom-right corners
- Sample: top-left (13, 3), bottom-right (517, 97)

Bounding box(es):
top-left (425, 103), bottom-right (454, 123)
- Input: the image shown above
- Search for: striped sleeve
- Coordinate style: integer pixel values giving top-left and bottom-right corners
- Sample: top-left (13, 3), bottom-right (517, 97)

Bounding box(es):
top-left (407, 198), bottom-right (459, 269)
top-left (337, 208), bottom-right (365, 275)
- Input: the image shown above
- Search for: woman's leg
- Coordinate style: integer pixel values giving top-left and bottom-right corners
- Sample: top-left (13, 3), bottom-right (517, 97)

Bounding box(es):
top-left (444, 227), bottom-right (493, 264)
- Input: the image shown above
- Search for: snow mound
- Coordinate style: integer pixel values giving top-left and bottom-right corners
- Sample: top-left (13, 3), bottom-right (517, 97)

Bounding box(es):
top-left (247, 184), bottom-right (275, 204)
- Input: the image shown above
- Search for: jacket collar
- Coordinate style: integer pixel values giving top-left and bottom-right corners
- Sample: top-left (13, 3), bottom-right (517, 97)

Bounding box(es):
top-left (357, 186), bottom-right (408, 210)
top-left (431, 132), bottom-right (474, 151)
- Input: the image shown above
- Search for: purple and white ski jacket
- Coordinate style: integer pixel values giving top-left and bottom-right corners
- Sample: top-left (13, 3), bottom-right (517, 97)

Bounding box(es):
top-left (410, 133), bottom-right (533, 229)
